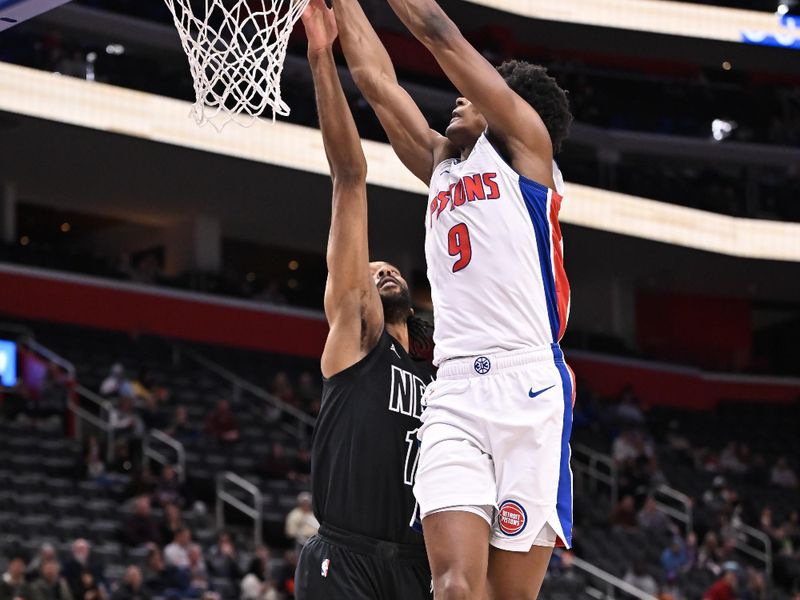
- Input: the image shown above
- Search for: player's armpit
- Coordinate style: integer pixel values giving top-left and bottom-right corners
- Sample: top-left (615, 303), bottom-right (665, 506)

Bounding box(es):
top-left (385, 0), bottom-right (553, 180)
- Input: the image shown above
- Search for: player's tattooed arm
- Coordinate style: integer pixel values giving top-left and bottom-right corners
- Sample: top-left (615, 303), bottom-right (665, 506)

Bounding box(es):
top-left (384, 0), bottom-right (555, 185)
top-left (331, 0), bottom-right (453, 183)
top-left (303, 0), bottom-right (384, 379)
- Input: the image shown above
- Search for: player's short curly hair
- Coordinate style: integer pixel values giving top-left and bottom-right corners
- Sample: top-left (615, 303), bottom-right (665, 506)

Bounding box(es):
top-left (496, 60), bottom-right (572, 154)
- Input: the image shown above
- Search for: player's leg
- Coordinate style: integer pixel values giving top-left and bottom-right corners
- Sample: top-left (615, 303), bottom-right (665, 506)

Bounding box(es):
top-left (422, 510), bottom-right (491, 600)
top-left (486, 537), bottom-right (553, 600)
top-left (295, 536), bottom-right (379, 600)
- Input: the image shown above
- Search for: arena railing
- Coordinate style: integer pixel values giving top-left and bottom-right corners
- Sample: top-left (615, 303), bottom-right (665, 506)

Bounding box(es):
top-left (733, 521), bottom-right (773, 581)
top-left (171, 344), bottom-right (315, 441)
top-left (572, 555), bottom-right (659, 600)
top-left (73, 384), bottom-right (116, 462)
top-left (143, 428), bottom-right (186, 483)
top-left (572, 444), bottom-right (618, 508)
top-left (653, 484), bottom-right (693, 537)
top-left (216, 471), bottom-right (264, 548)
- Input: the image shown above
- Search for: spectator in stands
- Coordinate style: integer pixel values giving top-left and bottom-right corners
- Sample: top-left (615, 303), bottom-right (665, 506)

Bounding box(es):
top-left (35, 362), bottom-right (70, 427)
top-left (141, 546), bottom-right (175, 598)
top-left (623, 560), bottom-right (659, 597)
top-left (276, 550), bottom-right (298, 599)
top-left (240, 547), bottom-right (280, 600)
top-left (163, 528), bottom-right (192, 570)
top-left (1, 554), bottom-right (31, 600)
top-left (660, 536), bottom-right (689, 579)
top-left (110, 566), bottom-right (149, 600)
top-left (207, 532), bottom-right (242, 583)
top-left (204, 399), bottom-right (239, 444)
top-left (130, 369), bottom-right (168, 407)
top-left (164, 405), bottom-right (197, 443)
top-left (159, 503), bottom-right (184, 547)
top-left (110, 397), bottom-right (144, 440)
top-left (610, 495), bottom-right (638, 531)
top-left (153, 465), bottom-right (183, 508)
top-left (770, 456), bottom-right (799, 488)
top-left (637, 495), bottom-right (673, 535)
top-left (719, 442), bottom-right (748, 474)
top-left (99, 364), bottom-right (132, 399)
top-left (703, 562), bottom-right (740, 600)
top-left (261, 442), bottom-right (291, 479)
top-left (109, 440), bottom-right (136, 476)
top-left (269, 372), bottom-right (297, 408)
top-left (62, 540), bottom-right (105, 600)
top-left (742, 568), bottom-right (766, 600)
top-left (72, 572), bottom-right (102, 600)
top-left (139, 396), bottom-right (166, 432)
top-left (187, 545), bottom-right (210, 594)
top-left (284, 492), bottom-right (319, 549)
top-left (83, 436), bottom-right (109, 484)
top-left (30, 560), bottom-right (73, 600)
top-left (122, 496), bottom-right (162, 547)
top-left (616, 385), bottom-right (646, 426)
top-left (27, 544), bottom-right (58, 582)
top-left (296, 372), bottom-right (320, 414)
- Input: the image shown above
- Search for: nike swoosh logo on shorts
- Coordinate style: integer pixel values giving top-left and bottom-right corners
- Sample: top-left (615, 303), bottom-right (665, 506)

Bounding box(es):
top-left (528, 384), bottom-right (555, 398)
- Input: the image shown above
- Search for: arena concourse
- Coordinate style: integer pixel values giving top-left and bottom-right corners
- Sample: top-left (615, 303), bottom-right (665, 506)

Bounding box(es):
top-left (0, 0), bottom-right (799, 599)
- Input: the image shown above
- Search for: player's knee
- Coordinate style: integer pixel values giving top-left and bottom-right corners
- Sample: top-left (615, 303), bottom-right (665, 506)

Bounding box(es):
top-left (435, 571), bottom-right (479, 600)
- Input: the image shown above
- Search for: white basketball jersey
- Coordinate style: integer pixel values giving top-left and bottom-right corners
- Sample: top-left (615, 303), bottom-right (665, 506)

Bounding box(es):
top-left (424, 133), bottom-right (570, 366)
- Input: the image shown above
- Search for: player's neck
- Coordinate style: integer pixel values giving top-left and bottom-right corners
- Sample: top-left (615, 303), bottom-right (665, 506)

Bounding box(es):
top-left (459, 143), bottom-right (476, 161)
top-left (385, 321), bottom-right (410, 353)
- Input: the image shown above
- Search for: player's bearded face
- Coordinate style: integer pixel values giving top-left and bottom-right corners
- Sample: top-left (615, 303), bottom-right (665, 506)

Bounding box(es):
top-left (446, 97), bottom-right (487, 148)
top-left (370, 261), bottom-right (412, 324)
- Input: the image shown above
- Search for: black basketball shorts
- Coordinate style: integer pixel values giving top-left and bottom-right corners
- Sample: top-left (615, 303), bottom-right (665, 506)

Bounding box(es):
top-left (295, 523), bottom-right (432, 600)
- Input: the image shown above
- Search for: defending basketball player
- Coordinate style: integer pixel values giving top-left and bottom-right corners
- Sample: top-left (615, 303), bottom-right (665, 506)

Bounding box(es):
top-left (294, 1), bottom-right (433, 598)
top-left (331, 0), bottom-right (574, 598)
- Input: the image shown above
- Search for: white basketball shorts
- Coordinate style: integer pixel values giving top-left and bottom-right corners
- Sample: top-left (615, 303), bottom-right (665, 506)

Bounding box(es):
top-left (413, 343), bottom-right (575, 552)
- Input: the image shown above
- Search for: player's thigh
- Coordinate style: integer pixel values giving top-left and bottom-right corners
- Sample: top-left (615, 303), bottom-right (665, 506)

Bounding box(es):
top-left (382, 560), bottom-right (433, 600)
top-left (487, 544), bottom-right (553, 600)
top-left (295, 537), bottom-right (378, 600)
top-left (422, 510), bottom-right (491, 598)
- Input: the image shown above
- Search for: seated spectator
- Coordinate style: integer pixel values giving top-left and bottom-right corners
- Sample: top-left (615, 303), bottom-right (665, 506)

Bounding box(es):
top-left (187, 545), bottom-right (209, 594)
top-left (719, 442), bottom-right (747, 474)
top-left (122, 496), bottom-right (162, 547)
top-left (204, 399), bottom-right (239, 444)
top-left (207, 532), bottom-right (241, 582)
top-left (616, 385), bottom-right (646, 426)
top-left (637, 495), bottom-right (673, 535)
top-left (110, 397), bottom-right (144, 440)
top-left (163, 529), bottom-right (192, 570)
top-left (110, 566), bottom-right (149, 600)
top-left (109, 440), bottom-right (136, 476)
top-left (269, 372), bottom-right (297, 408)
top-left (62, 539), bottom-right (105, 600)
top-left (164, 405), bottom-right (198, 443)
top-left (139, 395), bottom-right (166, 432)
top-left (153, 465), bottom-right (183, 508)
top-left (771, 456), bottom-right (799, 489)
top-left (261, 442), bottom-right (291, 480)
top-left (610, 495), bottom-right (638, 531)
top-left (703, 563), bottom-right (739, 600)
top-left (141, 546), bottom-right (184, 598)
top-left (240, 548), bottom-right (279, 600)
top-left (34, 362), bottom-right (70, 426)
top-left (27, 544), bottom-right (58, 582)
top-left (623, 560), bottom-right (659, 597)
top-left (284, 492), bottom-right (319, 549)
top-left (1, 553), bottom-right (31, 600)
top-left (276, 550), bottom-right (298, 599)
top-left (660, 537), bottom-right (689, 579)
top-left (130, 369), bottom-right (169, 407)
top-left (160, 503), bottom-right (184, 547)
top-left (742, 568), bottom-right (766, 600)
top-left (72, 572), bottom-right (102, 600)
top-left (29, 560), bottom-right (73, 600)
top-left (83, 436), bottom-right (109, 483)
top-left (100, 364), bottom-right (132, 399)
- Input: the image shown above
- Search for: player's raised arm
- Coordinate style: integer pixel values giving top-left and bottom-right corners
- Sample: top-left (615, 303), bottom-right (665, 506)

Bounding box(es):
top-left (385, 0), bottom-right (556, 181)
top-left (302, 0), bottom-right (383, 378)
top-left (331, 0), bottom-right (452, 183)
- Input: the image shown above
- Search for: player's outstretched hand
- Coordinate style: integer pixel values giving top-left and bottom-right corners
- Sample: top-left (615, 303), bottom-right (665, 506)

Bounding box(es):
top-left (302, 0), bottom-right (338, 53)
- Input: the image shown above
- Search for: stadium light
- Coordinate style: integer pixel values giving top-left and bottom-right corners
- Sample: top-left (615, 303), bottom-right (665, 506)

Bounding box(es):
top-left (711, 119), bottom-right (737, 142)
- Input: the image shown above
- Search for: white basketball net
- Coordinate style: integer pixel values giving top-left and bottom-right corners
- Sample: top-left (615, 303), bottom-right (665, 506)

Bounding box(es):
top-left (163, 0), bottom-right (310, 129)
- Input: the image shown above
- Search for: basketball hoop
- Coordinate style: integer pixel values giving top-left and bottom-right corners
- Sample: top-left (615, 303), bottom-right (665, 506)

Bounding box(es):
top-left (163, 0), bottom-right (310, 129)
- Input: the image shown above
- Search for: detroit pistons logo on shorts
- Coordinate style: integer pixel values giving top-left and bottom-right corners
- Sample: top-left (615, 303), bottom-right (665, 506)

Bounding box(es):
top-left (498, 500), bottom-right (527, 536)
top-left (474, 356), bottom-right (491, 374)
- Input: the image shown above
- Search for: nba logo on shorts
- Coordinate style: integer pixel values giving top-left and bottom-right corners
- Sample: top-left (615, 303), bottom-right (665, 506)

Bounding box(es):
top-left (321, 558), bottom-right (330, 578)
top-left (498, 500), bottom-right (527, 536)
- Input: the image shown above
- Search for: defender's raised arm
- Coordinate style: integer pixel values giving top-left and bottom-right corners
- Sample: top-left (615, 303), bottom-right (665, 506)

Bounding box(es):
top-left (302, 0), bottom-right (383, 378)
top-left (331, 0), bottom-right (452, 183)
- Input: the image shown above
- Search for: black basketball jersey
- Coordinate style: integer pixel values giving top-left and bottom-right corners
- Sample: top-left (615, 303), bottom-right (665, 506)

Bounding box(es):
top-left (311, 330), bottom-right (435, 545)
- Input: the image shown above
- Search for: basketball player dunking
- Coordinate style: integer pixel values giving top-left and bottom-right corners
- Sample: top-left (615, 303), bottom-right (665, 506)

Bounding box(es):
top-left (332, 0), bottom-right (574, 598)
top-left (294, 1), bottom-right (433, 599)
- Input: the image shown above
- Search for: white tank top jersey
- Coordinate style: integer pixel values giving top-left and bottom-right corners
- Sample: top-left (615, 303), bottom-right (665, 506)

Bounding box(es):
top-left (424, 133), bottom-right (570, 366)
